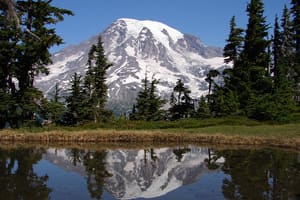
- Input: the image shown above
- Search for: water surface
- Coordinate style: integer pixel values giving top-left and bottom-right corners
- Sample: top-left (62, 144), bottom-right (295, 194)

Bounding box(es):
top-left (0, 145), bottom-right (299, 200)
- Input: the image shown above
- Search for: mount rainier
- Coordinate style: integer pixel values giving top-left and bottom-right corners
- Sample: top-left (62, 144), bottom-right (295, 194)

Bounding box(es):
top-left (35, 18), bottom-right (227, 113)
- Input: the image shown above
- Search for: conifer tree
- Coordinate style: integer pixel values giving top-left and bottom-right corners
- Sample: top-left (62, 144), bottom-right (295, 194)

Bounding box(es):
top-left (269, 6), bottom-right (296, 121)
top-left (223, 16), bottom-right (244, 64)
top-left (148, 79), bottom-right (166, 120)
top-left (291, 0), bottom-right (300, 103)
top-left (84, 36), bottom-right (112, 122)
top-left (66, 73), bottom-right (84, 124)
top-left (135, 75), bottom-right (150, 120)
top-left (241, 0), bottom-right (272, 117)
top-left (281, 5), bottom-right (295, 74)
top-left (52, 83), bottom-right (62, 103)
top-left (133, 75), bottom-right (165, 121)
top-left (246, 3), bottom-right (295, 121)
top-left (273, 8), bottom-right (294, 90)
top-left (205, 70), bottom-right (220, 104)
top-left (273, 16), bottom-right (281, 85)
top-left (40, 83), bottom-right (65, 123)
top-left (195, 96), bottom-right (211, 119)
top-left (0, 0), bottom-right (72, 127)
top-left (169, 79), bottom-right (194, 119)
top-left (218, 18), bottom-right (244, 116)
top-left (242, 0), bottom-right (270, 70)
top-left (129, 104), bottom-right (137, 120)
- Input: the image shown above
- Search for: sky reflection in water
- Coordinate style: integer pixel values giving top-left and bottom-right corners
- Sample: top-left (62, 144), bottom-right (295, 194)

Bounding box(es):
top-left (0, 145), bottom-right (299, 200)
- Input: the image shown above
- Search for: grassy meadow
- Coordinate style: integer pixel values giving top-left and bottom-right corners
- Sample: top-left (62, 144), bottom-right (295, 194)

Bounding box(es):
top-left (0, 116), bottom-right (299, 149)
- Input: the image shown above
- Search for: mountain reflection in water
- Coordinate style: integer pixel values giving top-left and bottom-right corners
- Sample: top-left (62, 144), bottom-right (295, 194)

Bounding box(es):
top-left (0, 145), bottom-right (299, 200)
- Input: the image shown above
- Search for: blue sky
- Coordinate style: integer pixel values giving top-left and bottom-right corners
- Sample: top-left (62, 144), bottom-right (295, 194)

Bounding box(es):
top-left (51, 0), bottom-right (291, 53)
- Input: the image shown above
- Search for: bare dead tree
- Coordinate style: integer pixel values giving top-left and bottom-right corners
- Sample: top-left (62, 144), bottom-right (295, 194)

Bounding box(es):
top-left (1, 0), bottom-right (40, 40)
top-left (1, 0), bottom-right (19, 26)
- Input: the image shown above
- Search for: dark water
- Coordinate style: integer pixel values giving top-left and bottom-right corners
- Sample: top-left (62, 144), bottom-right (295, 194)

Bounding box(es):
top-left (0, 145), bottom-right (299, 200)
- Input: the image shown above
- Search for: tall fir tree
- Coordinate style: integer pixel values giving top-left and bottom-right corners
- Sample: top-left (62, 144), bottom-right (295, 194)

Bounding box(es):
top-left (241, 0), bottom-right (273, 117)
top-left (245, 3), bottom-right (295, 121)
top-left (132, 74), bottom-right (165, 121)
top-left (205, 69), bottom-right (220, 104)
top-left (273, 15), bottom-right (281, 86)
top-left (195, 96), bottom-right (211, 119)
top-left (242, 0), bottom-right (270, 70)
top-left (148, 79), bottom-right (166, 120)
top-left (270, 6), bottom-right (296, 121)
top-left (219, 17), bottom-right (244, 116)
top-left (0, 0), bottom-right (72, 127)
top-left (66, 73), bottom-right (84, 125)
top-left (273, 7), bottom-right (294, 90)
top-left (212, 0), bottom-right (296, 121)
top-left (281, 5), bottom-right (295, 79)
top-left (169, 79), bottom-right (194, 119)
top-left (84, 36), bottom-right (112, 122)
top-left (291, 0), bottom-right (300, 103)
top-left (223, 16), bottom-right (244, 65)
top-left (134, 74), bottom-right (150, 120)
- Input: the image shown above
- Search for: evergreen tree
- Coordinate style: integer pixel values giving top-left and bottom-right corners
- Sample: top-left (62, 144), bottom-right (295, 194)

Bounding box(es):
top-left (291, 0), bottom-right (300, 103)
top-left (242, 0), bottom-right (270, 70)
top-left (272, 15), bottom-right (281, 85)
top-left (217, 17), bottom-right (244, 116)
top-left (132, 75), bottom-right (165, 121)
top-left (273, 8), bottom-right (294, 90)
top-left (281, 5), bottom-right (295, 73)
top-left (210, 86), bottom-right (240, 117)
top-left (40, 83), bottom-right (65, 123)
top-left (169, 79), bottom-right (194, 119)
top-left (195, 96), bottom-right (211, 119)
top-left (238, 0), bottom-right (273, 117)
top-left (211, 0), bottom-right (296, 121)
top-left (83, 150), bottom-right (110, 200)
top-left (270, 6), bottom-right (296, 121)
top-left (223, 16), bottom-right (244, 64)
top-left (246, 4), bottom-right (296, 121)
top-left (148, 79), bottom-right (166, 120)
top-left (40, 98), bottom-right (65, 124)
top-left (83, 36), bottom-right (112, 122)
top-left (129, 104), bottom-right (137, 120)
top-left (0, 0), bottom-right (73, 127)
top-left (65, 73), bottom-right (84, 125)
top-left (205, 70), bottom-right (220, 104)
top-left (135, 74), bottom-right (150, 120)
top-left (51, 83), bottom-right (62, 103)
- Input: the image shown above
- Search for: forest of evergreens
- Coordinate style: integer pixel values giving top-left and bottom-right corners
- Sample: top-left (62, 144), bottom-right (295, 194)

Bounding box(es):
top-left (1, 0), bottom-right (300, 129)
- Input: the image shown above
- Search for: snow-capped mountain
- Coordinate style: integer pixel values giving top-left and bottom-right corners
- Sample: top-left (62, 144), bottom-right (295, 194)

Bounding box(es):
top-left (35, 18), bottom-right (227, 113)
top-left (104, 147), bottom-right (219, 199)
top-left (43, 147), bottom-right (224, 199)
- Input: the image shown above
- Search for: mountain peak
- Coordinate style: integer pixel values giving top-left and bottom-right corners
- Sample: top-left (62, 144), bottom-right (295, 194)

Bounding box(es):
top-left (114, 18), bottom-right (184, 43)
top-left (36, 18), bottom-right (227, 114)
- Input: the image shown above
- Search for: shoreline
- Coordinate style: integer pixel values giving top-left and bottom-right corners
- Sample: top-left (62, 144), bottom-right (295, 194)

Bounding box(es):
top-left (0, 129), bottom-right (299, 150)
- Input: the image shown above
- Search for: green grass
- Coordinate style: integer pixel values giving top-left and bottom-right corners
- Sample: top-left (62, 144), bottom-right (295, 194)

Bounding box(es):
top-left (167, 124), bottom-right (300, 138)
top-left (16, 116), bottom-right (261, 132)
top-left (89, 116), bottom-right (262, 129)
top-left (1, 116), bottom-right (299, 148)
top-left (9, 115), bottom-right (299, 139)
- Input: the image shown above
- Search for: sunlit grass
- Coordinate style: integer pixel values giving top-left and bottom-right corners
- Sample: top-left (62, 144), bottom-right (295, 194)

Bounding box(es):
top-left (0, 116), bottom-right (299, 149)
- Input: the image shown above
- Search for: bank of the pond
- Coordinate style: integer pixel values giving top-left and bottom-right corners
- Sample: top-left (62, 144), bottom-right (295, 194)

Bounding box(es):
top-left (0, 126), bottom-right (299, 150)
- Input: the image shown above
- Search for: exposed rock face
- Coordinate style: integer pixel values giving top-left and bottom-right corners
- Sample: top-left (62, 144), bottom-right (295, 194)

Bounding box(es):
top-left (35, 18), bottom-right (227, 113)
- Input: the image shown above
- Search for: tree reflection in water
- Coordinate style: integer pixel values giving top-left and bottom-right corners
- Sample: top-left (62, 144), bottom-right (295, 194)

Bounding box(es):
top-left (173, 147), bottom-right (191, 162)
top-left (217, 149), bottom-right (300, 200)
top-left (0, 147), bottom-right (51, 200)
top-left (83, 150), bottom-right (111, 200)
top-left (0, 146), bottom-right (299, 200)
